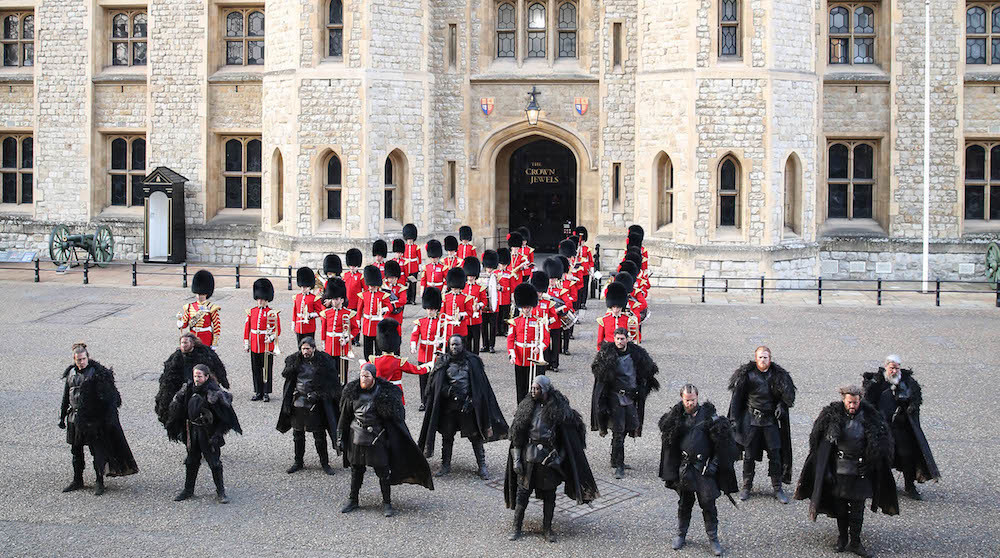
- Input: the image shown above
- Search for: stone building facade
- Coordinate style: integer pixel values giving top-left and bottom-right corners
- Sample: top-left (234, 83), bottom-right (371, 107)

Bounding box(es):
top-left (1, 0), bottom-right (998, 280)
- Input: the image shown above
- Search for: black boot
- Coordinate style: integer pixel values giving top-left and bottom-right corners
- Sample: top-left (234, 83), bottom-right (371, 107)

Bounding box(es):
top-left (739, 462), bottom-right (754, 501)
top-left (542, 495), bottom-right (557, 542)
top-left (835, 516), bottom-right (849, 552)
top-left (380, 477), bottom-right (394, 517)
top-left (705, 511), bottom-right (723, 556)
top-left (174, 462), bottom-right (199, 501)
top-left (93, 466), bottom-right (105, 497)
top-left (673, 508), bottom-right (690, 550)
top-left (211, 466), bottom-right (229, 504)
top-left (848, 505), bottom-right (872, 557)
top-left (63, 455), bottom-right (85, 493)
top-left (508, 506), bottom-right (525, 541)
top-left (772, 476), bottom-right (789, 504)
top-left (903, 470), bottom-right (921, 500)
top-left (287, 432), bottom-right (305, 474)
top-left (472, 439), bottom-right (489, 480)
top-left (611, 433), bottom-right (625, 479)
top-left (342, 467), bottom-right (362, 513)
top-left (435, 438), bottom-right (453, 477)
top-left (315, 434), bottom-right (335, 475)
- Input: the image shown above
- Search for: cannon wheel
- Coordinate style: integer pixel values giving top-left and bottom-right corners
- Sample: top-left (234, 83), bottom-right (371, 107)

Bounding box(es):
top-left (91, 225), bottom-right (115, 267)
top-left (987, 241), bottom-right (1000, 287)
top-left (48, 224), bottom-right (71, 265)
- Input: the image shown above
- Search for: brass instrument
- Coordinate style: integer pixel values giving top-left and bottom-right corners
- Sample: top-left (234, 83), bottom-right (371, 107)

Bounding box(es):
top-left (624, 309), bottom-right (640, 342)
top-left (339, 311), bottom-right (354, 385)
top-left (418, 311), bottom-right (454, 372)
top-left (527, 317), bottom-right (547, 383)
top-left (263, 308), bottom-right (280, 384)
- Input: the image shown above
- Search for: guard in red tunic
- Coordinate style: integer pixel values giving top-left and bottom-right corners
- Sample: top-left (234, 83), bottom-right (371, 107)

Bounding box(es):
top-left (293, 267), bottom-right (324, 345)
top-left (369, 318), bottom-right (426, 405)
top-left (516, 227), bottom-right (535, 283)
top-left (461, 256), bottom-right (488, 355)
top-left (321, 254), bottom-right (343, 292)
top-left (244, 278), bottom-right (281, 402)
top-left (497, 248), bottom-right (514, 336)
top-left (575, 226), bottom-right (594, 309)
top-left (627, 225), bottom-right (649, 271)
top-left (409, 287), bottom-right (448, 410)
top-left (556, 255), bottom-right (581, 353)
top-left (442, 267), bottom-right (474, 348)
top-left (391, 238), bottom-right (405, 266)
top-left (318, 278), bottom-right (357, 386)
top-left (442, 235), bottom-right (460, 270)
top-left (358, 265), bottom-right (393, 361)
top-left (615, 270), bottom-right (648, 330)
top-left (383, 260), bottom-right (407, 334)
top-left (530, 267), bottom-right (565, 373)
top-left (457, 225), bottom-right (478, 260)
top-left (480, 250), bottom-right (501, 354)
top-left (507, 283), bottom-right (550, 403)
top-left (344, 248), bottom-right (364, 313)
top-left (371, 239), bottom-right (388, 279)
top-left (596, 282), bottom-right (636, 349)
top-left (507, 231), bottom-right (530, 285)
top-left (402, 223), bottom-right (421, 305)
top-left (178, 270), bottom-right (221, 350)
top-left (420, 239), bottom-right (446, 297)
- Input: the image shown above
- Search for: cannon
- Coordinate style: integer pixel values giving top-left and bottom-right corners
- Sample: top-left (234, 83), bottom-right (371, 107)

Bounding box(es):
top-left (48, 224), bottom-right (115, 267)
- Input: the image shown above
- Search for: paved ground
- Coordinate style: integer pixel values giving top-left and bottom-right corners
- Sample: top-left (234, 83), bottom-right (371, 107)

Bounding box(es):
top-left (0, 277), bottom-right (997, 557)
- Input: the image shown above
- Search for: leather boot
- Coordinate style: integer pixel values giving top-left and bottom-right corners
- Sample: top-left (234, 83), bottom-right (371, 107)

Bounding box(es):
top-left (211, 466), bottom-right (229, 504)
top-left (93, 466), bottom-right (105, 497)
top-left (508, 506), bottom-right (525, 541)
top-left (341, 467), bottom-right (363, 513)
top-left (472, 439), bottom-right (489, 480)
top-left (903, 470), bottom-right (921, 500)
top-left (63, 455), bottom-right (85, 493)
top-left (435, 438), bottom-right (453, 477)
top-left (739, 463), bottom-right (754, 501)
top-left (542, 495), bottom-right (557, 542)
top-left (315, 434), bottom-right (335, 475)
top-left (848, 505), bottom-right (872, 557)
top-left (672, 507), bottom-right (690, 550)
top-left (174, 462), bottom-right (199, 501)
top-left (612, 433), bottom-right (625, 479)
top-left (287, 432), bottom-right (306, 473)
top-left (835, 516), bottom-right (849, 552)
top-left (771, 477), bottom-right (790, 504)
top-left (705, 511), bottom-right (723, 556)
top-left (380, 477), bottom-right (394, 517)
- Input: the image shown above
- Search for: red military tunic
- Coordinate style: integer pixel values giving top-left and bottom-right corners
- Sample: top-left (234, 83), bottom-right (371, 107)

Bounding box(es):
top-left (528, 297), bottom-right (560, 332)
top-left (497, 266), bottom-right (513, 306)
top-left (344, 270), bottom-right (364, 311)
top-left (506, 314), bottom-right (550, 367)
top-left (462, 281), bottom-right (487, 326)
top-left (442, 291), bottom-right (475, 337)
top-left (410, 315), bottom-right (452, 365)
top-left (178, 300), bottom-right (221, 348)
top-left (384, 281), bottom-right (408, 332)
top-left (578, 244), bottom-right (594, 274)
top-left (420, 262), bottom-right (446, 292)
top-left (442, 254), bottom-right (460, 270)
top-left (510, 250), bottom-right (530, 282)
top-left (318, 307), bottom-right (358, 357)
top-left (368, 353), bottom-right (426, 404)
top-left (521, 246), bottom-right (536, 281)
top-left (244, 306), bottom-right (281, 353)
top-left (546, 285), bottom-right (574, 325)
top-left (595, 311), bottom-right (636, 350)
top-left (357, 288), bottom-right (393, 337)
top-left (457, 243), bottom-right (477, 260)
top-left (293, 292), bottom-right (324, 335)
top-left (402, 242), bottom-right (422, 276)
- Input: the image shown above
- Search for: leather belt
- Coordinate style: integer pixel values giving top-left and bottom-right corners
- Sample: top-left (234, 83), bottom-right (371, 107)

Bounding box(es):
top-left (191, 326), bottom-right (212, 332)
top-left (250, 329), bottom-right (268, 334)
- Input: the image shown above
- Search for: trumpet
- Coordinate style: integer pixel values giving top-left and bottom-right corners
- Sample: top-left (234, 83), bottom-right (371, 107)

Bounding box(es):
top-left (263, 308), bottom-right (280, 384)
top-left (528, 317), bottom-right (547, 383)
top-left (339, 311), bottom-right (354, 385)
top-left (419, 311), bottom-right (454, 372)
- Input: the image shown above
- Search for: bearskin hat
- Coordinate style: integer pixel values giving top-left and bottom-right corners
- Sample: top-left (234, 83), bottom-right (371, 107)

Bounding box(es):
top-left (507, 231), bottom-right (523, 249)
top-left (462, 256), bottom-right (481, 278)
top-left (422, 287), bottom-right (442, 310)
top-left (446, 266), bottom-right (467, 290)
top-left (605, 281), bottom-right (628, 309)
top-left (346, 248), bottom-right (363, 268)
top-left (557, 256), bottom-right (571, 277)
top-left (513, 283), bottom-right (538, 308)
top-left (426, 239), bottom-right (443, 259)
top-left (498, 247), bottom-right (512, 266)
top-left (444, 235), bottom-right (459, 252)
top-left (530, 270), bottom-right (549, 292)
top-left (253, 278), bottom-right (274, 302)
top-left (376, 318), bottom-right (401, 355)
top-left (392, 238), bottom-right (405, 254)
top-left (296, 266), bottom-right (316, 288)
top-left (363, 265), bottom-right (382, 287)
top-left (459, 225), bottom-right (473, 241)
top-left (624, 251), bottom-right (643, 270)
top-left (575, 225), bottom-right (589, 241)
top-left (372, 239), bottom-right (388, 258)
top-left (323, 277), bottom-right (346, 300)
top-left (619, 260), bottom-right (639, 279)
top-left (628, 224), bottom-right (645, 242)
top-left (402, 223), bottom-right (418, 240)
top-left (627, 232), bottom-right (643, 248)
top-left (323, 254), bottom-right (342, 276)
top-left (615, 271), bottom-right (635, 294)
top-left (383, 260), bottom-right (402, 279)
top-left (543, 257), bottom-right (564, 281)
top-left (559, 238), bottom-right (577, 259)
top-left (192, 270), bottom-right (215, 298)
top-left (516, 226), bottom-right (531, 245)
top-left (482, 249), bottom-right (499, 270)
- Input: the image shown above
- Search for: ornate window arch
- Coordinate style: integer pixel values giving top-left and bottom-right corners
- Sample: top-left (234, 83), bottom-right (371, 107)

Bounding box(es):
top-left (224, 8), bottom-right (265, 66)
top-left (526, 2), bottom-right (546, 58)
top-left (718, 155), bottom-right (740, 227)
top-left (110, 11), bottom-right (147, 67)
top-left (223, 136), bottom-right (262, 210)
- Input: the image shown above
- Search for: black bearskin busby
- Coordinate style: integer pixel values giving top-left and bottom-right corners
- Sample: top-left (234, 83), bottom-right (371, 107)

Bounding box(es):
top-left (498, 247), bottom-right (512, 266)
top-left (377, 318), bottom-right (402, 354)
top-left (384, 259), bottom-right (402, 279)
top-left (462, 256), bottom-right (481, 278)
top-left (615, 271), bottom-right (635, 294)
top-left (426, 239), bottom-right (443, 259)
top-left (323, 277), bottom-right (347, 300)
top-left (253, 278), bottom-right (274, 302)
top-left (402, 223), bottom-right (418, 240)
top-left (192, 270), bottom-right (215, 298)
top-left (506, 231), bottom-right (523, 249)
top-left (575, 226), bottom-right (588, 242)
top-left (627, 232), bottom-right (642, 248)
top-left (373, 239), bottom-right (388, 258)
top-left (323, 254), bottom-right (342, 276)
top-left (516, 226), bottom-right (531, 245)
top-left (557, 255), bottom-right (571, 277)
top-left (619, 260), bottom-right (639, 280)
top-left (624, 250), bottom-right (643, 270)
top-left (513, 283), bottom-right (538, 308)
top-left (446, 266), bottom-right (467, 290)
top-left (459, 225), bottom-right (473, 241)
top-left (628, 224), bottom-right (645, 243)
top-left (543, 257), bottom-right (564, 281)
top-left (296, 266), bottom-right (316, 288)
top-left (392, 238), bottom-right (405, 255)
top-left (559, 238), bottom-right (577, 259)
top-left (482, 249), bottom-right (499, 270)
top-left (605, 281), bottom-right (628, 309)
top-left (346, 248), bottom-right (363, 268)
top-left (444, 235), bottom-right (458, 253)
top-left (529, 270), bottom-right (549, 292)
top-left (363, 265), bottom-right (382, 287)
top-left (422, 287), bottom-right (442, 310)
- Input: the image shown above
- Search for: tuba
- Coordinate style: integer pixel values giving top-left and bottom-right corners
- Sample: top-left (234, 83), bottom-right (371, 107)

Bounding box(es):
top-left (625, 310), bottom-right (640, 342)
top-left (527, 317), bottom-right (547, 383)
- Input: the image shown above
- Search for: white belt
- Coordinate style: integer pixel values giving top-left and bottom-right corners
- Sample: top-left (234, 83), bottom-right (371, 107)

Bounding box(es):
top-left (363, 314), bottom-right (384, 321)
top-left (390, 380), bottom-right (403, 386)
top-left (191, 327), bottom-right (212, 333)
top-left (418, 339), bottom-right (436, 345)
top-left (250, 329), bottom-right (268, 335)
top-left (514, 342), bottom-right (536, 348)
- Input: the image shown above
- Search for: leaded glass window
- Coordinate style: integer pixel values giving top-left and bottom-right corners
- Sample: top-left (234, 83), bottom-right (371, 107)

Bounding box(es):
top-left (110, 11), bottom-right (147, 67)
top-left (558, 2), bottom-right (577, 58)
top-left (965, 142), bottom-right (1000, 220)
top-left (829, 3), bottom-right (876, 66)
top-left (527, 3), bottom-right (546, 58)
top-left (966, 5), bottom-right (1000, 65)
top-left (0, 134), bottom-right (31, 205)
top-left (328, 0), bottom-right (344, 57)
top-left (827, 141), bottom-right (875, 220)
top-left (108, 136), bottom-right (146, 207)
top-left (719, 0), bottom-right (739, 57)
top-left (223, 137), bottom-right (262, 209)
top-left (326, 153), bottom-right (343, 220)
top-left (1, 12), bottom-right (34, 67)
top-left (225, 9), bottom-right (265, 65)
top-left (497, 3), bottom-right (515, 58)
top-left (718, 157), bottom-right (740, 227)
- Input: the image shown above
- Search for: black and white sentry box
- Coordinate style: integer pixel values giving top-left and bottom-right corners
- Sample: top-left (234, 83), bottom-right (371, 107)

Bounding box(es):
top-left (141, 167), bottom-right (188, 264)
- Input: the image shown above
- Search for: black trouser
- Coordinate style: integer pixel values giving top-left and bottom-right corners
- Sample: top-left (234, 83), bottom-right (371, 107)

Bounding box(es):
top-left (744, 424), bottom-right (783, 481)
top-left (481, 312), bottom-right (497, 350)
top-left (579, 275), bottom-right (591, 307)
top-left (70, 442), bottom-right (106, 482)
top-left (363, 335), bottom-right (378, 361)
top-left (561, 325), bottom-right (573, 353)
top-left (498, 304), bottom-right (511, 336)
top-left (514, 365), bottom-right (544, 402)
top-left (419, 374), bottom-right (429, 405)
top-left (407, 274), bottom-right (418, 304)
top-left (467, 325), bottom-right (481, 354)
top-left (515, 486), bottom-right (556, 532)
top-left (349, 465), bottom-right (391, 503)
top-left (250, 351), bottom-right (274, 394)
top-left (611, 431), bottom-right (626, 468)
top-left (292, 429), bottom-right (330, 466)
top-left (545, 329), bottom-right (561, 370)
top-left (834, 498), bottom-right (866, 542)
top-left (678, 490), bottom-right (719, 539)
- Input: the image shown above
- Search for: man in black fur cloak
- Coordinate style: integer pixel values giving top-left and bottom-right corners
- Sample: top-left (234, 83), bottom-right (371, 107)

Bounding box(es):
top-left (156, 332), bottom-right (229, 427)
top-left (794, 385), bottom-right (899, 558)
top-left (727, 345), bottom-right (796, 503)
top-left (862, 355), bottom-right (940, 500)
top-left (166, 364), bottom-right (242, 503)
top-left (59, 343), bottom-right (138, 496)
top-left (276, 336), bottom-right (342, 475)
top-left (418, 334), bottom-right (508, 480)
top-left (591, 327), bottom-right (659, 479)
top-left (658, 384), bottom-right (738, 556)
top-left (504, 375), bottom-right (599, 543)
top-left (337, 363), bottom-right (433, 517)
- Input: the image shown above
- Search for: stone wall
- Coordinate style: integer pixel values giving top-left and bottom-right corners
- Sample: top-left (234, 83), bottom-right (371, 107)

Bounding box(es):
top-left (823, 85), bottom-right (891, 134)
top-left (771, 79), bottom-right (817, 241)
top-left (369, 0), bottom-right (424, 71)
top-left (93, 85), bottom-right (148, 129)
top-left (963, 85), bottom-right (1000, 136)
top-left (208, 84), bottom-right (263, 130)
top-left (601, 0), bottom-right (637, 231)
top-left (0, 84), bottom-right (34, 128)
top-left (770, 0), bottom-right (811, 72)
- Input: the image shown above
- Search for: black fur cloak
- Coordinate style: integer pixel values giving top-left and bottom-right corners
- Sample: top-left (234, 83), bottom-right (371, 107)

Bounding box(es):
top-left (155, 343), bottom-right (229, 426)
top-left (276, 351), bottom-right (342, 436)
top-left (658, 401), bottom-right (739, 496)
top-left (862, 368), bottom-right (940, 482)
top-left (165, 379), bottom-right (242, 444)
top-left (337, 377), bottom-right (434, 490)
top-left (590, 341), bottom-right (660, 436)
top-left (793, 400), bottom-right (899, 520)
top-left (503, 389), bottom-right (599, 508)
top-left (726, 361), bottom-right (796, 483)
top-left (60, 361), bottom-right (139, 477)
top-left (417, 351), bottom-right (508, 456)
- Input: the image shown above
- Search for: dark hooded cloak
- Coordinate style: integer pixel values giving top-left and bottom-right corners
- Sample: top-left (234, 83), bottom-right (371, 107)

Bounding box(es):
top-left (165, 379), bottom-right (242, 445)
top-left (60, 361), bottom-right (139, 477)
top-left (726, 361), bottom-right (796, 483)
top-left (276, 350), bottom-right (342, 436)
top-left (590, 341), bottom-right (660, 436)
top-left (658, 401), bottom-right (739, 500)
top-left (155, 342), bottom-right (229, 426)
top-left (862, 368), bottom-right (940, 482)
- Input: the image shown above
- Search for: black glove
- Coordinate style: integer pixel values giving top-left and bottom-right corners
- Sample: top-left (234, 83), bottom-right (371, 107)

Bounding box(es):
top-left (58, 419), bottom-right (66, 430)
top-left (704, 456), bottom-right (719, 477)
top-left (306, 392), bottom-right (319, 405)
top-left (511, 447), bottom-right (524, 476)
